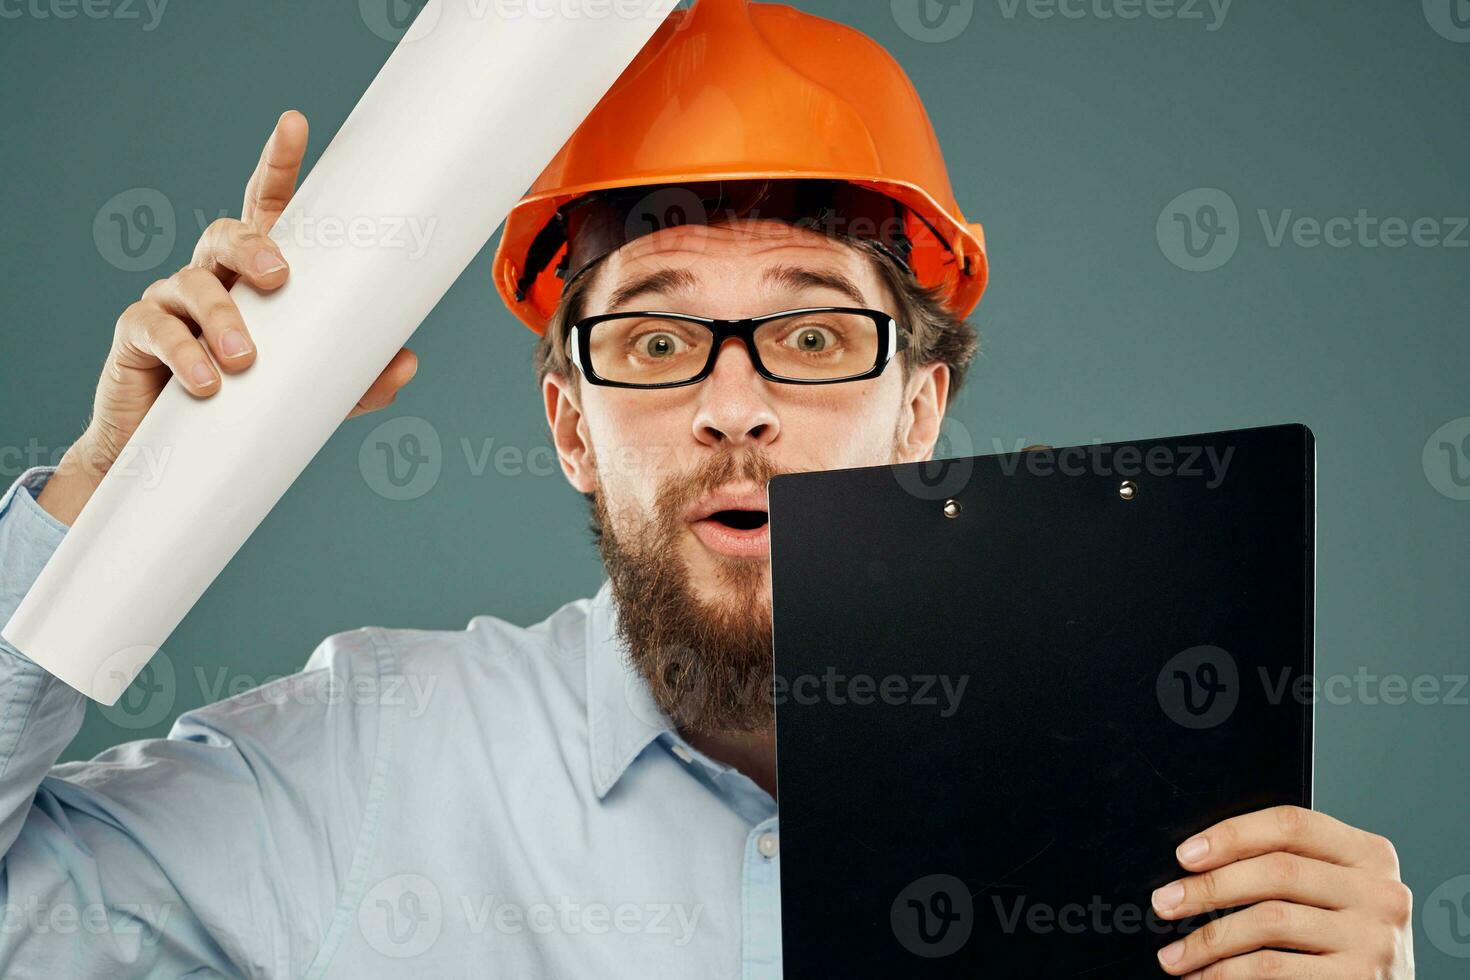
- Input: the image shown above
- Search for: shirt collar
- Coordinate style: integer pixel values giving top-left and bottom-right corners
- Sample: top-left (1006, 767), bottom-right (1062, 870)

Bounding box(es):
top-left (585, 578), bottom-right (673, 799)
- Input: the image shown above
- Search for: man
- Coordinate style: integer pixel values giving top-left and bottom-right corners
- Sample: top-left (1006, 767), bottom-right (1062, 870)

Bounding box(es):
top-left (0, 1), bottom-right (1414, 976)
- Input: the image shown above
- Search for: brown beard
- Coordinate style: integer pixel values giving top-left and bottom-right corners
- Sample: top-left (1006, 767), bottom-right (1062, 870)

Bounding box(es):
top-left (593, 447), bottom-right (782, 736)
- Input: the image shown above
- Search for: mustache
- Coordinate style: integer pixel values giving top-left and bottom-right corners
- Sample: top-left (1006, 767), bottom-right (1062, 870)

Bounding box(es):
top-left (653, 447), bottom-right (787, 532)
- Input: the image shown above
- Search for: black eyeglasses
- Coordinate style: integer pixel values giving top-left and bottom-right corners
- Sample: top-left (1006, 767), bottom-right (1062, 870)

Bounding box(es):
top-left (566, 307), bottom-right (909, 389)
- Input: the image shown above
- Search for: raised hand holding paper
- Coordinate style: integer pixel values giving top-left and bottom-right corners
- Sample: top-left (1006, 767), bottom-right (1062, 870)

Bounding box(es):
top-left (1, 0), bottom-right (678, 703)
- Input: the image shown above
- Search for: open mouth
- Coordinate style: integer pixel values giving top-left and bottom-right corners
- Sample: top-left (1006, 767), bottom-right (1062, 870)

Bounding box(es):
top-left (707, 509), bottom-right (770, 531)
top-left (689, 503), bottom-right (772, 560)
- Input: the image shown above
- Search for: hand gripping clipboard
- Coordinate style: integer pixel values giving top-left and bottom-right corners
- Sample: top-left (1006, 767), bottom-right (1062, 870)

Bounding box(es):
top-left (768, 424), bottom-right (1315, 978)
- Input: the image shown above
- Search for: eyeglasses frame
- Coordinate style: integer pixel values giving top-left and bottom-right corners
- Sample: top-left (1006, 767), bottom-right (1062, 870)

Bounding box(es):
top-left (566, 306), bottom-right (910, 390)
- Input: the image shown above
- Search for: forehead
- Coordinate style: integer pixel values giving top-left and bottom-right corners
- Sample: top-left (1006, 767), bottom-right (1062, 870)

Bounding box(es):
top-left (582, 219), bottom-right (888, 317)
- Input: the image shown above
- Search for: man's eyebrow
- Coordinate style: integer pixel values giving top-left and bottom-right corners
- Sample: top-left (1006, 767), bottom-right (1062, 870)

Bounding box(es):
top-left (606, 268), bottom-right (700, 311)
top-left (761, 264), bottom-right (867, 306)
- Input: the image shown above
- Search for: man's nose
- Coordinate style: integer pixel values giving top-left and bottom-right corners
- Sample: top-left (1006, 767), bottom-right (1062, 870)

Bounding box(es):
top-left (690, 338), bottom-right (781, 448)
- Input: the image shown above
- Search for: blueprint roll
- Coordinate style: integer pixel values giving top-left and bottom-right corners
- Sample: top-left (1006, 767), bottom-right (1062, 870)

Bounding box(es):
top-left (2, 0), bottom-right (678, 703)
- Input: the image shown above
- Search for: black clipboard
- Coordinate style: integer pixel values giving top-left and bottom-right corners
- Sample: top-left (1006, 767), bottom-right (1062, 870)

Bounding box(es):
top-left (768, 423), bottom-right (1315, 977)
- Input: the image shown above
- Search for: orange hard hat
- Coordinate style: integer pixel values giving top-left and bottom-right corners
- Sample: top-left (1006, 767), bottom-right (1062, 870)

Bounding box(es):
top-left (491, 0), bottom-right (988, 335)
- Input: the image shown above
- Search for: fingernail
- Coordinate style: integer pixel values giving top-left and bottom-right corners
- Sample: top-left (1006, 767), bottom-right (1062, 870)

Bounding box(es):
top-left (220, 330), bottom-right (253, 358)
top-left (1158, 940), bottom-right (1185, 967)
top-left (1152, 882), bottom-right (1184, 912)
top-left (1177, 836), bottom-right (1210, 864)
top-left (190, 362), bottom-right (217, 387)
top-left (255, 251), bottom-right (287, 275)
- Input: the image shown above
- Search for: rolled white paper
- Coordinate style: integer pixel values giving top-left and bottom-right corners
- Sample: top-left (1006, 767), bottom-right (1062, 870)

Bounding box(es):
top-left (3, 0), bottom-right (678, 703)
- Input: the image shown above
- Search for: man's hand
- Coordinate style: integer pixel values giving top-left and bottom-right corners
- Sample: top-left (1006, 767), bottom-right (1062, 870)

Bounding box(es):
top-left (37, 110), bottom-right (418, 526)
top-left (1151, 805), bottom-right (1414, 978)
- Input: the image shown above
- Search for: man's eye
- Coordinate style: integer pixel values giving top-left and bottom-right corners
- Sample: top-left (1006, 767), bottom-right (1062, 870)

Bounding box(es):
top-left (637, 332), bottom-right (684, 358)
top-left (786, 325), bottom-right (838, 352)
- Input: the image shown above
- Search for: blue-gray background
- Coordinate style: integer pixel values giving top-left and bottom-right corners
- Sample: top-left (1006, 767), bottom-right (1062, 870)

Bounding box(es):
top-left (2, 0), bottom-right (1466, 972)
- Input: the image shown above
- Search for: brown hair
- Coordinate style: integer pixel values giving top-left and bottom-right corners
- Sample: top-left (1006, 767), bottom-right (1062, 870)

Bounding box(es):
top-left (532, 227), bottom-right (980, 401)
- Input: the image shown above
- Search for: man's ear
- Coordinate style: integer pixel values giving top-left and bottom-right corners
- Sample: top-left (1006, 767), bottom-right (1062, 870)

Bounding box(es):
top-left (895, 361), bottom-right (950, 463)
top-left (544, 371), bottom-right (597, 494)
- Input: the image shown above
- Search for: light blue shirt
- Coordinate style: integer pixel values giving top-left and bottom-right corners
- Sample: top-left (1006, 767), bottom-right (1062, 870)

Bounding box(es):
top-left (0, 466), bottom-right (781, 979)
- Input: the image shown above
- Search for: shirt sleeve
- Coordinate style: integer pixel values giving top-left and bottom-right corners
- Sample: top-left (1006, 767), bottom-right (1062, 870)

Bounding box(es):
top-left (0, 466), bottom-right (382, 980)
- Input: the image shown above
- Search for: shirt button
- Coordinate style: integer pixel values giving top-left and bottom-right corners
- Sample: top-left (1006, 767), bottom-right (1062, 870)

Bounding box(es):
top-left (756, 832), bottom-right (779, 859)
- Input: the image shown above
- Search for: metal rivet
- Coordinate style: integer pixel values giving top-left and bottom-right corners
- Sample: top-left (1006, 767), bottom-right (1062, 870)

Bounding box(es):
top-left (1119, 480), bottom-right (1139, 501)
top-left (942, 499), bottom-right (962, 518)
